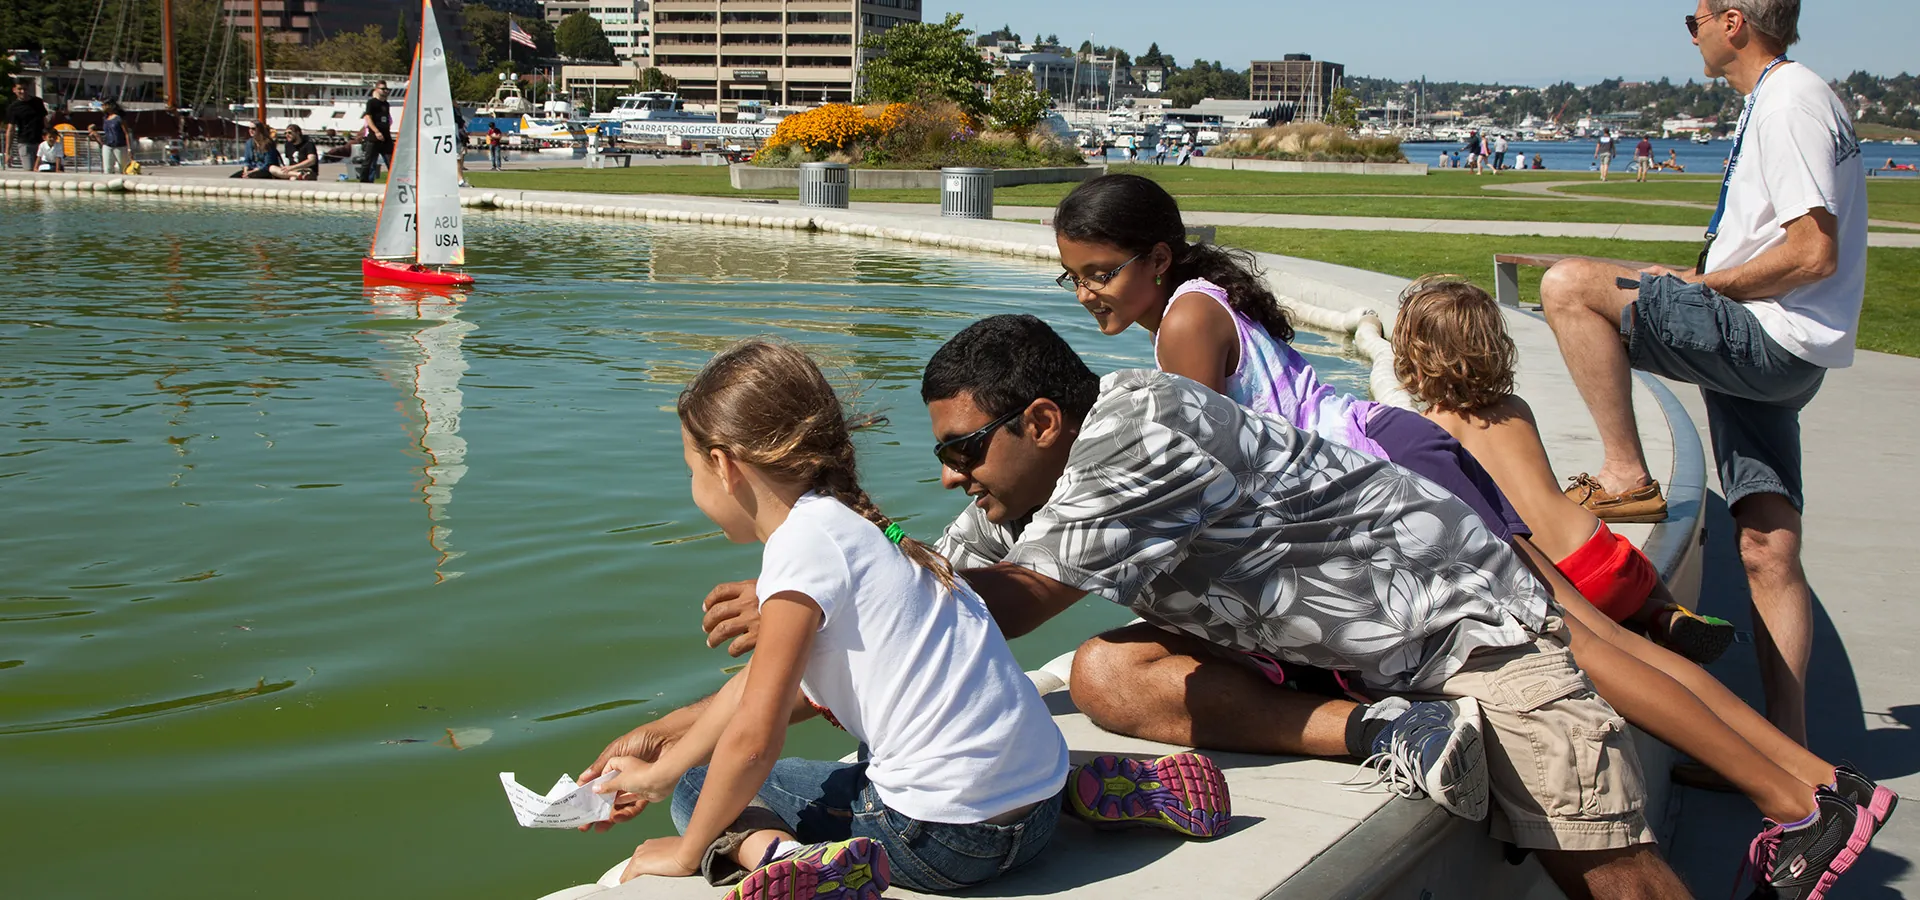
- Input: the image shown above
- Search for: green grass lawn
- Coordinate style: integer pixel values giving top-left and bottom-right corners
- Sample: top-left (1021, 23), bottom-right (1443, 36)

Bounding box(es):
top-left (467, 165), bottom-right (1713, 225)
top-left (1217, 227), bottom-right (1920, 357)
top-left (1555, 177), bottom-right (1920, 224)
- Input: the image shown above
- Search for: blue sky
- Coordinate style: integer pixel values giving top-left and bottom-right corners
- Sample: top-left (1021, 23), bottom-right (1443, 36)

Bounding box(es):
top-left (925, 0), bottom-right (1915, 86)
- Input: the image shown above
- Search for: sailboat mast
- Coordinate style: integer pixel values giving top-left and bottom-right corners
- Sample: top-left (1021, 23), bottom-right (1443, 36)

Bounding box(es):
top-left (252, 0), bottom-right (267, 122)
top-left (161, 0), bottom-right (178, 110)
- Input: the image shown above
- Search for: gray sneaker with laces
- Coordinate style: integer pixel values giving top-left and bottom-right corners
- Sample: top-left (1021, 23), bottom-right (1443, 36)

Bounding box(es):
top-left (1342, 697), bottom-right (1489, 822)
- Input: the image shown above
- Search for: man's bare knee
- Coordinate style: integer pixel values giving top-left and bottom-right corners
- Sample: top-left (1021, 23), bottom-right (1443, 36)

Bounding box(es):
top-left (1734, 496), bottom-right (1805, 585)
top-left (1540, 258), bottom-right (1601, 312)
top-left (1070, 627), bottom-right (1187, 732)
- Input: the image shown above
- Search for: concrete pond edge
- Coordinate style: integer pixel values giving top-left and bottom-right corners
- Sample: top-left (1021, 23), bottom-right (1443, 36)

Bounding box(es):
top-left (5, 171), bottom-right (1704, 898)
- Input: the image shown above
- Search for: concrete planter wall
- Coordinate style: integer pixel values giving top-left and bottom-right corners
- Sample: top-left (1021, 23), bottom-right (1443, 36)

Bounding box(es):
top-left (730, 163), bottom-right (1103, 191)
top-left (1190, 155), bottom-right (1428, 176)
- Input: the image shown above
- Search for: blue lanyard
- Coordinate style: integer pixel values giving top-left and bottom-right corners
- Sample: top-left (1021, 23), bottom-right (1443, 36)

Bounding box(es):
top-left (1700, 56), bottom-right (1790, 270)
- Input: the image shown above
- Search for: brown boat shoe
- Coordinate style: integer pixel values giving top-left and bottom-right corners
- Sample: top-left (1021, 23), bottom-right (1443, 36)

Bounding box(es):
top-left (1564, 474), bottom-right (1669, 523)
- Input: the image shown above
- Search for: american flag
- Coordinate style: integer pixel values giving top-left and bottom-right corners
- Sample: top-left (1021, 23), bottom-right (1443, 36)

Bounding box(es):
top-left (508, 19), bottom-right (537, 49)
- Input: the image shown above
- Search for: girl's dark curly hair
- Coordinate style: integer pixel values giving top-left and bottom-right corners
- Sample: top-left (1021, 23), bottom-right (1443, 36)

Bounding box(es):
top-left (1054, 174), bottom-right (1292, 343)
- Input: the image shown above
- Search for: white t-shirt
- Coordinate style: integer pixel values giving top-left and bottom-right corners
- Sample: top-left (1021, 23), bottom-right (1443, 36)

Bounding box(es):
top-left (756, 493), bottom-right (1068, 824)
top-left (36, 140), bottom-right (60, 170)
top-left (1706, 62), bottom-right (1867, 369)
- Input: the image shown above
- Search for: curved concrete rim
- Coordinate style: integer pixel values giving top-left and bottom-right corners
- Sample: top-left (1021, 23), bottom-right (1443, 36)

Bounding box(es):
top-left (5, 171), bottom-right (1706, 900)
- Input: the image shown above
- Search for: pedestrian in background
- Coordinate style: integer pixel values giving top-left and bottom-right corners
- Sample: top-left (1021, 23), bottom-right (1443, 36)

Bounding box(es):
top-left (5, 78), bottom-right (49, 171)
top-left (357, 80), bottom-right (393, 183)
top-left (88, 100), bottom-right (134, 174)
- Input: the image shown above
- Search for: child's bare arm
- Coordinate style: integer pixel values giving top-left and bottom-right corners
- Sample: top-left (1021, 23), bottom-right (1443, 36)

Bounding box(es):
top-left (1154, 291), bottom-right (1239, 393)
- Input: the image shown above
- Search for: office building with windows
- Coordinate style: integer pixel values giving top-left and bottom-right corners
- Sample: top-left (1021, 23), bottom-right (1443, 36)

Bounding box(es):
top-left (544, 0), bottom-right (653, 63)
top-left (1249, 54), bottom-right (1344, 122)
top-left (650, 0), bottom-right (920, 114)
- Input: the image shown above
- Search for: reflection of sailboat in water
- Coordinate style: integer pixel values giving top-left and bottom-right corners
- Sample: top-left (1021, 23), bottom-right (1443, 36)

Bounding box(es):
top-left (365, 284), bottom-right (475, 582)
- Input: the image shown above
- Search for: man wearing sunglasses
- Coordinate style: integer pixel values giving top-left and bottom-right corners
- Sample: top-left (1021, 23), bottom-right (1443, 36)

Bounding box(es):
top-left (1539, 0), bottom-right (1865, 763)
top-left (633, 316), bottom-right (1686, 898)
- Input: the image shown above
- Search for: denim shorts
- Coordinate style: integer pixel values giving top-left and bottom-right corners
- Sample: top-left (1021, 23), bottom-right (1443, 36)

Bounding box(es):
top-left (672, 758), bottom-right (1063, 893)
top-left (1621, 274), bottom-right (1827, 510)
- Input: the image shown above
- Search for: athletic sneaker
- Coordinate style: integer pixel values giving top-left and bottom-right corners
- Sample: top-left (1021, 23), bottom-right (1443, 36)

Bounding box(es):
top-left (1660, 604), bottom-right (1736, 665)
top-left (1068, 751), bottom-right (1232, 838)
top-left (1342, 697), bottom-right (1489, 822)
top-left (1740, 786), bottom-right (1875, 900)
top-left (1564, 474), bottom-right (1668, 523)
top-left (1832, 764), bottom-right (1899, 835)
top-left (723, 837), bottom-right (888, 900)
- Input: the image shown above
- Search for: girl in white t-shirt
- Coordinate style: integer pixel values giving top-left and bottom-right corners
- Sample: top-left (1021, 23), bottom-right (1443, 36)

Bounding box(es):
top-left (591, 340), bottom-right (1073, 899)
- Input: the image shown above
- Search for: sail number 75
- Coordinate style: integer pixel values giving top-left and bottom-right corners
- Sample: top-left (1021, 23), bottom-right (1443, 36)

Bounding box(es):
top-left (431, 135), bottom-right (457, 155)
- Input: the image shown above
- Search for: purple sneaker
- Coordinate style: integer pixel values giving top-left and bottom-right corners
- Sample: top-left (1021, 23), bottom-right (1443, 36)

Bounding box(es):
top-left (723, 836), bottom-right (888, 900)
top-left (1068, 752), bottom-right (1232, 838)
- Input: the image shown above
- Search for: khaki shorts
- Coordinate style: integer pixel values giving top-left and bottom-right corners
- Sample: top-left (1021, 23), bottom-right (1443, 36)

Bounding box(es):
top-left (1400, 618), bottom-right (1654, 852)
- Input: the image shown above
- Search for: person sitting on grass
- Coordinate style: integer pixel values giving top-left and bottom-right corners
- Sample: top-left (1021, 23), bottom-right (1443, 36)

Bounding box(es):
top-left (232, 122), bottom-right (279, 179)
top-left (579, 340), bottom-right (1228, 899)
top-left (272, 123), bottom-right (319, 181)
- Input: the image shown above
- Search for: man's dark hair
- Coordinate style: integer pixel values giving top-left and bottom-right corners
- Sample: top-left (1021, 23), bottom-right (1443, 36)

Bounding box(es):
top-left (14, 78), bottom-right (32, 91)
top-left (922, 315), bottom-right (1099, 424)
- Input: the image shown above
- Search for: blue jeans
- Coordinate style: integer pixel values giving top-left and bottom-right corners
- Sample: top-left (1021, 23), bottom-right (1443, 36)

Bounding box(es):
top-left (1622, 274), bottom-right (1827, 510)
top-left (672, 758), bottom-right (1062, 893)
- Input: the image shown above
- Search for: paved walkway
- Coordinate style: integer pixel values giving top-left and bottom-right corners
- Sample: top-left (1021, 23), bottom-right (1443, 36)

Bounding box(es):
top-left (1487, 179), bottom-right (1920, 232)
top-left (850, 201), bottom-right (1920, 247)
top-left (1628, 351), bottom-right (1920, 897)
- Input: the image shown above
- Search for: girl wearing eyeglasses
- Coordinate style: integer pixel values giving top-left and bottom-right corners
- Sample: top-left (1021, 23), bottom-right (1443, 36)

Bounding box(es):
top-left (1051, 173), bottom-right (1731, 666)
top-left (582, 340), bottom-right (1111, 899)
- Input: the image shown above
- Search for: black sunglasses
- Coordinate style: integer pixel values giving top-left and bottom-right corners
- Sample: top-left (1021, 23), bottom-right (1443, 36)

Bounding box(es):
top-left (1685, 10), bottom-right (1728, 38)
top-left (933, 407), bottom-right (1025, 474)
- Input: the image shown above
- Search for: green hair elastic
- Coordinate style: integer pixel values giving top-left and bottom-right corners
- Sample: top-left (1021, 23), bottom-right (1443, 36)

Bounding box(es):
top-left (883, 522), bottom-right (906, 545)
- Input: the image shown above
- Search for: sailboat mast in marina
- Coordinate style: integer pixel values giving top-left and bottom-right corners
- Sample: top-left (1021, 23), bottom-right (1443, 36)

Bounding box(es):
top-left (363, 0), bottom-right (473, 287)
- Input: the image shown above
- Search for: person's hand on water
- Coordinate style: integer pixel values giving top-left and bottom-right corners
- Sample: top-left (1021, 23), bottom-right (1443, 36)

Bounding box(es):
top-left (702, 579), bottom-right (762, 657)
top-left (620, 836), bottom-right (701, 882)
top-left (577, 727), bottom-right (676, 832)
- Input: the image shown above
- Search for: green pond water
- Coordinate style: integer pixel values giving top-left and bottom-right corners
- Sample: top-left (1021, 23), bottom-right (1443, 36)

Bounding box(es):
top-left (0, 194), bottom-right (1371, 899)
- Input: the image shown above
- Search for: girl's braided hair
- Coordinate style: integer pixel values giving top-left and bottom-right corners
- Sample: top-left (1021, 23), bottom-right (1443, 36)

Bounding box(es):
top-left (677, 339), bottom-right (957, 589)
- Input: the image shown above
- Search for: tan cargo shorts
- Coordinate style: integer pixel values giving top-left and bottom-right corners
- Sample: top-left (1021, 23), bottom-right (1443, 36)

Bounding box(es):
top-left (1401, 618), bottom-right (1655, 852)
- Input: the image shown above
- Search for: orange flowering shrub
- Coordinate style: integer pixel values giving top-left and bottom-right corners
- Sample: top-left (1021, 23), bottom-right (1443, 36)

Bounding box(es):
top-left (764, 103), bottom-right (901, 155)
top-left (754, 101), bottom-right (1074, 169)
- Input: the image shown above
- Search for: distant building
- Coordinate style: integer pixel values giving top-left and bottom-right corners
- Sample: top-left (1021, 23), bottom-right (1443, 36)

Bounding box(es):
top-left (471, 0), bottom-right (541, 16)
top-left (650, 0), bottom-right (921, 114)
top-left (221, 0), bottom-right (444, 45)
top-left (1249, 54), bottom-right (1344, 122)
top-left (545, 0), bottom-right (653, 64)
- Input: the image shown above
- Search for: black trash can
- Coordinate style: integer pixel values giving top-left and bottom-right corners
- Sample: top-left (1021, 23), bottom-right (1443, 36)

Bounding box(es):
top-left (798, 161), bottom-right (850, 209)
top-left (940, 167), bottom-right (993, 219)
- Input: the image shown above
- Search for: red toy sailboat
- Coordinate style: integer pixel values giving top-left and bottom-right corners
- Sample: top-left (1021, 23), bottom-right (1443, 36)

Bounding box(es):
top-left (363, 0), bottom-right (473, 287)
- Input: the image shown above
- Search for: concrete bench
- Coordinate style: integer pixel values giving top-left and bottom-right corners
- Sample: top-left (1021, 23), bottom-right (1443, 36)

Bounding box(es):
top-left (1493, 252), bottom-right (1656, 308)
top-left (589, 152), bottom-right (634, 169)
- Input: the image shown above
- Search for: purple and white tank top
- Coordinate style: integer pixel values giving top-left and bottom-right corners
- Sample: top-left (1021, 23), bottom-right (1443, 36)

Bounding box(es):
top-left (1154, 278), bottom-right (1387, 459)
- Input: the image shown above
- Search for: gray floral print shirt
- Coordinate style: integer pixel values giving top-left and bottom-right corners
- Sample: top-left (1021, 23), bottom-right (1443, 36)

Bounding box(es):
top-left (937, 370), bottom-right (1550, 693)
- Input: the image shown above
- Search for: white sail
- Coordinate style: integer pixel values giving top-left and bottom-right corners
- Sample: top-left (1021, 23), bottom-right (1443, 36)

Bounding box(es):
top-left (414, 0), bottom-right (465, 267)
top-left (370, 48), bottom-right (423, 261)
